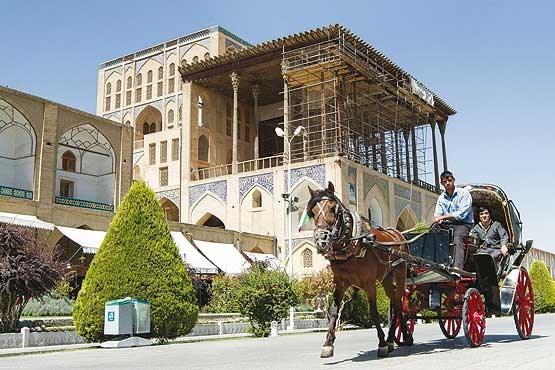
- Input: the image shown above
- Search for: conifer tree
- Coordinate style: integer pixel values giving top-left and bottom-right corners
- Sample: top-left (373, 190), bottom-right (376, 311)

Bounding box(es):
top-left (529, 261), bottom-right (555, 313)
top-left (73, 181), bottom-right (198, 342)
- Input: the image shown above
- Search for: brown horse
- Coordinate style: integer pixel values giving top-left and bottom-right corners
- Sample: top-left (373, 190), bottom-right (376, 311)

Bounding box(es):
top-left (306, 181), bottom-right (413, 358)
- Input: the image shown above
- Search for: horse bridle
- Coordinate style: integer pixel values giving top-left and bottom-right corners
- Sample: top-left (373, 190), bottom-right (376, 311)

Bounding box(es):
top-left (310, 192), bottom-right (352, 254)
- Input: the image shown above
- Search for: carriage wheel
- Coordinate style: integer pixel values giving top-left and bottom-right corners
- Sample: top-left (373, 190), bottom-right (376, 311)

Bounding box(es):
top-left (438, 291), bottom-right (462, 339)
top-left (392, 291), bottom-right (415, 346)
top-left (462, 288), bottom-right (486, 347)
top-left (513, 268), bottom-right (534, 339)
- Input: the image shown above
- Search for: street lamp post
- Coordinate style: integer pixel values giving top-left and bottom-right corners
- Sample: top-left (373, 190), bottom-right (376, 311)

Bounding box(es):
top-left (275, 125), bottom-right (305, 277)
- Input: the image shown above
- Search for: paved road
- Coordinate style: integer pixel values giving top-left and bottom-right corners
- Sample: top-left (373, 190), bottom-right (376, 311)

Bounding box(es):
top-left (1, 314), bottom-right (554, 370)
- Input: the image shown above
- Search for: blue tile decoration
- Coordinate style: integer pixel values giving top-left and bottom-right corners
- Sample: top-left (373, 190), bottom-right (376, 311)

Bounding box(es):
top-left (225, 38), bottom-right (244, 51)
top-left (104, 66), bottom-right (122, 81)
top-left (239, 173), bottom-right (274, 201)
top-left (425, 195), bottom-right (438, 207)
top-left (124, 63), bottom-right (132, 73)
top-left (410, 203), bottom-right (422, 220)
top-left (363, 172), bottom-right (389, 203)
top-left (55, 196), bottom-right (113, 212)
top-left (134, 55), bottom-right (162, 71)
top-left (285, 164), bottom-right (326, 191)
top-left (348, 166), bottom-right (357, 179)
top-left (189, 180), bottom-right (227, 207)
top-left (395, 198), bottom-right (410, 219)
top-left (156, 188), bottom-right (180, 205)
top-left (152, 53), bottom-right (163, 65)
top-left (412, 190), bottom-right (422, 204)
top-left (394, 183), bottom-right (411, 200)
top-left (283, 237), bottom-right (314, 256)
top-left (134, 100), bottom-right (163, 118)
top-left (0, 185), bottom-right (33, 200)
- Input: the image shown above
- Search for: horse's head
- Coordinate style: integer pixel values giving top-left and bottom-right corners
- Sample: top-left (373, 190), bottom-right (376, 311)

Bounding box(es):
top-left (306, 181), bottom-right (342, 254)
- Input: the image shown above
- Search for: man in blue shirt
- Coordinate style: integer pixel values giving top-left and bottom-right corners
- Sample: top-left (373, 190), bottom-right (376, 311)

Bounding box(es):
top-left (434, 171), bottom-right (474, 270)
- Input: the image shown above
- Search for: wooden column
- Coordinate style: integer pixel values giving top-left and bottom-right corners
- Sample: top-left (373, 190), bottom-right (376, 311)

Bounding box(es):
top-left (430, 120), bottom-right (440, 190)
top-left (403, 129), bottom-right (411, 183)
top-left (438, 120), bottom-right (448, 171)
top-left (411, 126), bottom-right (418, 182)
top-left (252, 84), bottom-right (260, 168)
top-left (230, 72), bottom-right (240, 173)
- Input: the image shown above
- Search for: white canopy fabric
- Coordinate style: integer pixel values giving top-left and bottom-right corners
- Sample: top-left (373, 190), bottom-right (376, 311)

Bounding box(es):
top-left (170, 232), bottom-right (219, 274)
top-left (56, 226), bottom-right (107, 254)
top-left (193, 240), bottom-right (251, 275)
top-left (244, 252), bottom-right (281, 270)
top-left (0, 212), bottom-right (55, 230)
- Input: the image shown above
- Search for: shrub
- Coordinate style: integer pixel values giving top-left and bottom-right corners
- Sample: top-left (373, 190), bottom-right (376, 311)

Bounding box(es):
top-left (205, 274), bottom-right (241, 313)
top-left (335, 284), bottom-right (390, 328)
top-left (529, 261), bottom-right (555, 313)
top-left (236, 264), bottom-right (297, 337)
top-left (0, 224), bottom-right (64, 333)
top-left (295, 267), bottom-right (334, 311)
top-left (22, 296), bottom-right (74, 317)
top-left (73, 181), bottom-right (198, 342)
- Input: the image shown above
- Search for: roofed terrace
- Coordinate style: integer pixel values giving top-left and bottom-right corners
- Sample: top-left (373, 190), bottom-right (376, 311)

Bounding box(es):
top-left (180, 25), bottom-right (456, 193)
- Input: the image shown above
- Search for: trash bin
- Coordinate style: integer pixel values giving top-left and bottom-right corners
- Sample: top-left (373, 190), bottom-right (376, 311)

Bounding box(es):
top-left (104, 298), bottom-right (151, 336)
top-left (104, 298), bottom-right (133, 335)
top-left (132, 298), bottom-right (150, 335)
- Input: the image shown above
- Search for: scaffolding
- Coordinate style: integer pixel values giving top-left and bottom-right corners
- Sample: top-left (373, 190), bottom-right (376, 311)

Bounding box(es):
top-left (282, 31), bottom-right (435, 187)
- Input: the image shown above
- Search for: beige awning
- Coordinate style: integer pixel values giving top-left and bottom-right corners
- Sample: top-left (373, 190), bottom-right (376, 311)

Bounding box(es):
top-left (0, 212), bottom-right (55, 230)
top-left (54, 226), bottom-right (107, 254)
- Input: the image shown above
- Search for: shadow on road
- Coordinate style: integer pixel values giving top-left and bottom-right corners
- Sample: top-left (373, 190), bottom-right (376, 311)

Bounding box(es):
top-left (323, 334), bottom-right (546, 365)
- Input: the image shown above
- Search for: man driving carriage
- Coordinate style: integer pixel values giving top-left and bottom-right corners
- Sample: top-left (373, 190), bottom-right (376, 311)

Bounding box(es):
top-left (433, 171), bottom-right (474, 270)
top-left (471, 205), bottom-right (509, 261)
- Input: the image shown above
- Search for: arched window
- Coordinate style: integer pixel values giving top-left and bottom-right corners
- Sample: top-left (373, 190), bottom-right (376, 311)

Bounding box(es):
top-left (106, 82), bottom-right (111, 95)
top-left (136, 73), bottom-right (142, 86)
top-left (252, 189), bottom-right (262, 208)
top-left (116, 80), bottom-right (121, 92)
top-left (168, 109), bottom-right (175, 124)
top-left (127, 76), bottom-right (132, 89)
top-left (204, 52), bottom-right (210, 60)
top-left (302, 248), bottom-right (313, 268)
top-left (149, 122), bottom-right (157, 134)
top-left (125, 120), bottom-right (130, 126)
top-left (178, 106), bottom-right (182, 123)
top-left (192, 56), bottom-right (199, 63)
top-left (143, 122), bottom-right (150, 135)
top-left (61, 151), bottom-right (76, 172)
top-left (198, 135), bottom-right (209, 162)
top-left (158, 66), bottom-right (163, 80)
top-left (147, 70), bottom-right (153, 83)
top-left (169, 63), bottom-right (175, 77)
top-left (198, 96), bottom-right (206, 127)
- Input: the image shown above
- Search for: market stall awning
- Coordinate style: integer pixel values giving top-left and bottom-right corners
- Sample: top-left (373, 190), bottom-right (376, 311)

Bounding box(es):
top-left (0, 212), bottom-right (55, 230)
top-left (193, 240), bottom-right (251, 275)
top-left (171, 232), bottom-right (219, 275)
top-left (55, 226), bottom-right (107, 254)
top-left (244, 252), bottom-right (281, 270)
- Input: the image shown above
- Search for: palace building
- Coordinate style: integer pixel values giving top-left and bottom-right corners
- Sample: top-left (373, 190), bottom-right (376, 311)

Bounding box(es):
top-left (96, 25), bottom-right (456, 276)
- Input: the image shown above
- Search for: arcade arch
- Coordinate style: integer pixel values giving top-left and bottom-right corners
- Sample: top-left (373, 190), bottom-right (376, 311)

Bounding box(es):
top-left (160, 197), bottom-right (179, 222)
top-left (396, 207), bottom-right (417, 231)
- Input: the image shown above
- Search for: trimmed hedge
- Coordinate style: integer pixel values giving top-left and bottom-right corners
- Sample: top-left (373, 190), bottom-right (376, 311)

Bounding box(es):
top-left (529, 261), bottom-right (555, 313)
top-left (22, 296), bottom-right (74, 317)
top-left (340, 284), bottom-right (390, 328)
top-left (205, 274), bottom-right (241, 313)
top-left (73, 181), bottom-right (198, 342)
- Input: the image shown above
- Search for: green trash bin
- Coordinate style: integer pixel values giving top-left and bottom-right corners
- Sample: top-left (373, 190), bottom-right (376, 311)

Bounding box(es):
top-left (104, 298), bottom-right (150, 336)
top-left (104, 298), bottom-right (133, 335)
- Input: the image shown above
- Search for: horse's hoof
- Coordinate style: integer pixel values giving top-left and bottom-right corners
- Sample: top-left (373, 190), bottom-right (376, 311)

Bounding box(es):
top-left (321, 346), bottom-right (334, 358)
top-left (377, 346), bottom-right (389, 358)
top-left (387, 342), bottom-right (395, 353)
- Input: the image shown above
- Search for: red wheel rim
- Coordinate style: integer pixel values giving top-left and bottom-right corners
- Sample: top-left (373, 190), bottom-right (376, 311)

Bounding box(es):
top-left (394, 292), bottom-right (415, 344)
top-left (514, 269), bottom-right (534, 339)
top-left (439, 291), bottom-right (462, 339)
top-left (464, 289), bottom-right (486, 346)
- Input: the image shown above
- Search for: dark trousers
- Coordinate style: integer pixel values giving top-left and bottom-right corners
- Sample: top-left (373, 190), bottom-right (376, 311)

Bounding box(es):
top-left (449, 224), bottom-right (470, 269)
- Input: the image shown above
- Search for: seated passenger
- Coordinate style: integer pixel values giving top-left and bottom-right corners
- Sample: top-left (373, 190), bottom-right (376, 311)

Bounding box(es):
top-left (470, 205), bottom-right (509, 261)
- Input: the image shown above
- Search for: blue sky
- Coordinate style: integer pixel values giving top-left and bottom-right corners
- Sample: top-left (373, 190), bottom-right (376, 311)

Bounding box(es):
top-left (2, 0), bottom-right (554, 251)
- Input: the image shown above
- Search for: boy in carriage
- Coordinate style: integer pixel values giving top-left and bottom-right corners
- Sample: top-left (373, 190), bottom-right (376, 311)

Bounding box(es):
top-left (470, 205), bottom-right (509, 262)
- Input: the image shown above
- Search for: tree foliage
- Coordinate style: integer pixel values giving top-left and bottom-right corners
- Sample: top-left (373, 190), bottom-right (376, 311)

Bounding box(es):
top-left (529, 261), bottom-right (555, 313)
top-left (205, 274), bottom-right (241, 313)
top-left (295, 267), bottom-right (334, 310)
top-left (0, 224), bottom-right (64, 332)
top-left (73, 181), bottom-right (198, 342)
top-left (236, 264), bottom-right (297, 337)
top-left (339, 284), bottom-right (390, 328)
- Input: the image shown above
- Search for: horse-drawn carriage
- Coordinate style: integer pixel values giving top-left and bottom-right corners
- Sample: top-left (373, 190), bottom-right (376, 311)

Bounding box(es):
top-left (304, 182), bottom-right (534, 358)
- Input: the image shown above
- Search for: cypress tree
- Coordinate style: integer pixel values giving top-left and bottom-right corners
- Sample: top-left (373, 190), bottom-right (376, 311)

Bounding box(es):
top-left (529, 261), bottom-right (555, 313)
top-left (73, 181), bottom-right (198, 342)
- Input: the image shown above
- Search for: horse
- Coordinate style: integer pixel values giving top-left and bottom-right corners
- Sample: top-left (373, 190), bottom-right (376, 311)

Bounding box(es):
top-left (305, 181), bottom-right (413, 358)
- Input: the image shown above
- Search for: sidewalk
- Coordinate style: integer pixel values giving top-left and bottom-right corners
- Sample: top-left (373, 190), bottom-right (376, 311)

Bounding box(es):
top-left (0, 326), bottom-right (349, 358)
